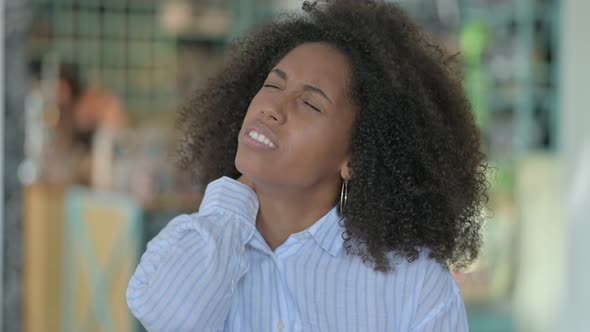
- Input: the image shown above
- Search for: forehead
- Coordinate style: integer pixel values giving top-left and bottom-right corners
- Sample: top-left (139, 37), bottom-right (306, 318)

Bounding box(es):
top-left (273, 43), bottom-right (352, 91)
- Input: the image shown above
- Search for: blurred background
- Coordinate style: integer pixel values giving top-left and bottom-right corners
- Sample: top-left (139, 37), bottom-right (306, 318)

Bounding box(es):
top-left (0, 0), bottom-right (588, 331)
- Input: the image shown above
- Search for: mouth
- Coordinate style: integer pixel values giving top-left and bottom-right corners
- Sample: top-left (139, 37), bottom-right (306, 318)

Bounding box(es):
top-left (245, 127), bottom-right (277, 149)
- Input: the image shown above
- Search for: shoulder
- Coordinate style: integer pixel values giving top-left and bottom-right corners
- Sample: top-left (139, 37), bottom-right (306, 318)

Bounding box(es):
top-left (385, 249), bottom-right (456, 288)
top-left (410, 251), bottom-right (459, 304)
top-left (379, 250), bottom-right (461, 314)
top-left (388, 249), bottom-right (459, 299)
top-left (400, 251), bottom-right (466, 331)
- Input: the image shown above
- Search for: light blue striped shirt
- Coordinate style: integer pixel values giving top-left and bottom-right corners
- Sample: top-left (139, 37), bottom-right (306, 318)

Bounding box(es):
top-left (127, 177), bottom-right (469, 331)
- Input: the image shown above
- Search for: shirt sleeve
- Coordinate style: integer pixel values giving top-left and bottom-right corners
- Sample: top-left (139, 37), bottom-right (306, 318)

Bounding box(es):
top-left (410, 260), bottom-right (469, 332)
top-left (126, 178), bottom-right (257, 331)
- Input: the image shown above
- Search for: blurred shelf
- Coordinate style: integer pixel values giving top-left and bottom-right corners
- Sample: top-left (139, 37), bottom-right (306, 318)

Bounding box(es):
top-left (459, 0), bottom-right (559, 151)
top-left (177, 35), bottom-right (227, 47)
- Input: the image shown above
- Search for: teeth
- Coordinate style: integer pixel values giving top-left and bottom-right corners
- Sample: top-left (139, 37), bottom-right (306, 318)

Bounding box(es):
top-left (248, 131), bottom-right (275, 148)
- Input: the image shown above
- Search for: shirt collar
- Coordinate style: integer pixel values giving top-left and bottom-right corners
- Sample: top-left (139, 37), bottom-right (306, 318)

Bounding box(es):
top-left (305, 206), bottom-right (345, 257)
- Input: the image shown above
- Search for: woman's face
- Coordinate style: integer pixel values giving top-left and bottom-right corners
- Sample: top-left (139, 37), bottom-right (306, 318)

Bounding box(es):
top-left (235, 42), bottom-right (357, 189)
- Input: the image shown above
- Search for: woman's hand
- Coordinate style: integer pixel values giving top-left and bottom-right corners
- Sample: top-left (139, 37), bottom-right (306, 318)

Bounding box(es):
top-left (237, 175), bottom-right (255, 191)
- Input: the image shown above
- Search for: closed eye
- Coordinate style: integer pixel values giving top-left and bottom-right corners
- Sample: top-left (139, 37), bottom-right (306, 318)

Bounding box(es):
top-left (263, 84), bottom-right (280, 89)
top-left (304, 101), bottom-right (321, 112)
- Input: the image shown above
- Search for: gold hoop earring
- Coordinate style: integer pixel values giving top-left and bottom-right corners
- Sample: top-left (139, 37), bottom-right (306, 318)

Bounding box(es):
top-left (340, 179), bottom-right (348, 213)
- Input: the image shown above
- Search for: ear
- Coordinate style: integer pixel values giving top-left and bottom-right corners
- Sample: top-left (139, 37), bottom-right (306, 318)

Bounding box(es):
top-left (340, 158), bottom-right (353, 181)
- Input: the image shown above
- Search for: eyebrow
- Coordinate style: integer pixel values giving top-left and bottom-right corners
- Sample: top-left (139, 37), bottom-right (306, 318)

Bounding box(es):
top-left (270, 68), bottom-right (333, 104)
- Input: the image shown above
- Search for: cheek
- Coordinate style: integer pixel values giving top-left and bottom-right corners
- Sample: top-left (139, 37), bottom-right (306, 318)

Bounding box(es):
top-left (287, 124), bottom-right (349, 165)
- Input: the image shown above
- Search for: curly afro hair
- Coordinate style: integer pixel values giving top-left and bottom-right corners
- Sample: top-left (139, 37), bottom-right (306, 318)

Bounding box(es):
top-left (177, 0), bottom-right (489, 272)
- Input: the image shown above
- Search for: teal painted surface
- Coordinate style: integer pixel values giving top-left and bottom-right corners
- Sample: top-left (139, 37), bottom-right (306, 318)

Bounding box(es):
top-left (468, 308), bottom-right (515, 332)
top-left (62, 187), bottom-right (143, 332)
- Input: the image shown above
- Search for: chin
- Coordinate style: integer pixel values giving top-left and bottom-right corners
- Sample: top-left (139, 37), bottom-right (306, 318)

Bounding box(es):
top-left (235, 153), bottom-right (281, 187)
top-left (235, 147), bottom-right (261, 179)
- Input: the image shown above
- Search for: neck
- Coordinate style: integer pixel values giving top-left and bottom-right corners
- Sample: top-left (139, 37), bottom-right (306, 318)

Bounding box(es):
top-left (254, 179), bottom-right (340, 251)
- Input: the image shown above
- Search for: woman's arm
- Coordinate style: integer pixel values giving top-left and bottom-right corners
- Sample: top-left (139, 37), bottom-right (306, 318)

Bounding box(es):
top-left (126, 177), bottom-right (257, 331)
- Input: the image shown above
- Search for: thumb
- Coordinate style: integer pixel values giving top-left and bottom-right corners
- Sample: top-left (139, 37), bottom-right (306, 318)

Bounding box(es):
top-left (237, 175), bottom-right (255, 191)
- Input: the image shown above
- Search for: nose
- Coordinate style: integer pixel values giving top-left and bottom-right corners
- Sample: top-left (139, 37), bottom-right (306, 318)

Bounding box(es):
top-left (260, 97), bottom-right (288, 124)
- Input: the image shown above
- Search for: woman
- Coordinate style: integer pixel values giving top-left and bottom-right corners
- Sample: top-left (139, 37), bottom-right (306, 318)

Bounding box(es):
top-left (127, 1), bottom-right (488, 331)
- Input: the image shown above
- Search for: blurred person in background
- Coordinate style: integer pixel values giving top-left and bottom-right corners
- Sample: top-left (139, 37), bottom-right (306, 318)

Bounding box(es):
top-left (126, 1), bottom-right (488, 331)
top-left (28, 61), bottom-right (126, 186)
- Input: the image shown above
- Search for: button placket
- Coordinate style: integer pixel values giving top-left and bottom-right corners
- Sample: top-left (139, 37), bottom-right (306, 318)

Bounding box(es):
top-left (273, 254), bottom-right (291, 332)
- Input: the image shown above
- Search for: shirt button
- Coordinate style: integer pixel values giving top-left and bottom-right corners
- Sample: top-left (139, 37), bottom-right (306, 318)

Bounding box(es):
top-left (248, 207), bottom-right (256, 217)
top-left (241, 246), bottom-right (246, 253)
top-left (277, 321), bottom-right (285, 330)
top-left (297, 234), bottom-right (307, 240)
